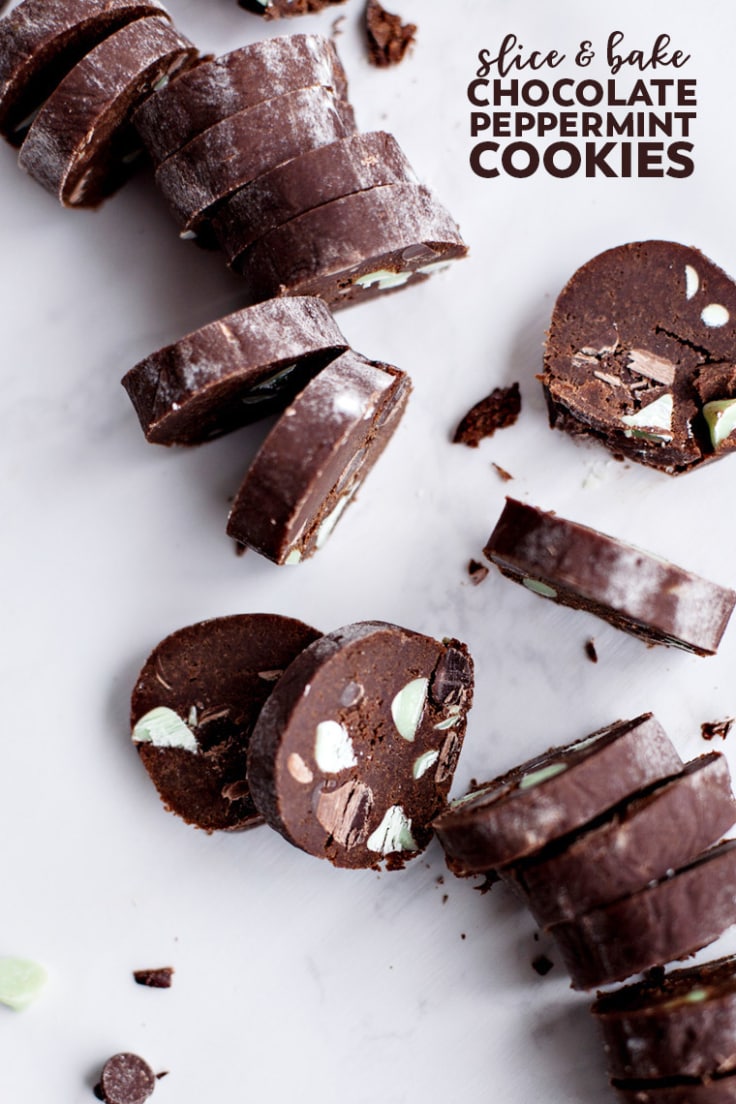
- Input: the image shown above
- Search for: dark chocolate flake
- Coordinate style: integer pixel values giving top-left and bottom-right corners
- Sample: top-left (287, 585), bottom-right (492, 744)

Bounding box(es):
top-left (365, 0), bottom-right (417, 67)
top-left (492, 462), bottom-right (513, 482)
top-left (133, 967), bottom-right (174, 989)
top-left (467, 559), bottom-right (489, 585)
top-left (702, 718), bottom-right (734, 741)
top-left (453, 383), bottom-right (521, 447)
top-left (531, 953), bottom-right (554, 976)
top-left (584, 639), bottom-right (598, 663)
top-left (430, 645), bottom-right (473, 707)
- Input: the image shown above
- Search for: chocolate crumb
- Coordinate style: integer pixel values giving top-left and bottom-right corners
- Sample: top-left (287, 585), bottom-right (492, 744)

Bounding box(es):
top-left (467, 559), bottom-right (489, 585)
top-left (234, 540), bottom-right (247, 557)
top-left (453, 383), bottom-right (521, 447)
top-left (701, 717), bottom-right (734, 741)
top-left (365, 0), bottom-right (416, 67)
top-left (436, 875), bottom-right (444, 885)
top-left (492, 462), bottom-right (513, 482)
top-left (584, 639), bottom-right (598, 663)
top-left (460, 932), bottom-right (466, 940)
top-left (155, 1073), bottom-right (169, 1081)
top-left (94, 1086), bottom-right (105, 1102)
top-left (133, 967), bottom-right (174, 989)
top-left (531, 954), bottom-right (554, 976)
top-left (533, 932), bottom-right (539, 942)
top-left (331, 14), bottom-right (346, 35)
top-left (644, 965), bottom-right (666, 985)
top-left (442, 894), bottom-right (448, 905)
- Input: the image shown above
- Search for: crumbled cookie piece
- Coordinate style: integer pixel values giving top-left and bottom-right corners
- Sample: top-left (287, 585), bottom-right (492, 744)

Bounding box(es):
top-left (492, 462), bottom-right (513, 482)
top-left (365, 0), bottom-right (416, 67)
top-left (467, 559), bottom-right (489, 585)
top-left (453, 383), bottom-right (521, 447)
top-left (133, 967), bottom-right (174, 989)
top-left (701, 717), bottom-right (734, 741)
top-left (585, 639), bottom-right (598, 663)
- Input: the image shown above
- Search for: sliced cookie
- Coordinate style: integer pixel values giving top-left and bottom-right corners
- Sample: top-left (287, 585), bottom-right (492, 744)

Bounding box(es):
top-left (121, 296), bottom-right (348, 446)
top-left (212, 131), bottom-right (418, 269)
top-left (0, 0), bottom-right (169, 145)
top-left (133, 34), bottom-right (349, 167)
top-left (131, 613), bottom-right (321, 831)
top-left (154, 84), bottom-right (356, 235)
top-left (226, 351), bottom-right (411, 564)
top-left (247, 622), bottom-right (474, 869)
top-left (593, 955), bottom-right (736, 1081)
top-left (238, 0), bottom-right (348, 18)
top-left (484, 498), bottom-right (736, 656)
top-left (505, 754), bottom-right (736, 926)
top-left (18, 16), bottom-right (197, 207)
top-left (542, 241), bottom-right (736, 474)
top-left (432, 714), bottom-right (682, 876)
top-left (238, 182), bottom-right (467, 307)
top-left (550, 840), bottom-right (736, 990)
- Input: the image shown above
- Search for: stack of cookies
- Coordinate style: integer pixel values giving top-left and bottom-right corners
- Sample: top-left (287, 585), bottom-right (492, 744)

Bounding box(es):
top-left (132, 33), bottom-right (468, 307)
top-left (433, 715), bottom-right (736, 1100)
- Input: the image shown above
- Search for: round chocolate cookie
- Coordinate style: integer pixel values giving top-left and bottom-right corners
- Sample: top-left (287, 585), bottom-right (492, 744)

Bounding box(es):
top-left (550, 840), bottom-right (736, 990)
top-left (612, 1072), bottom-right (736, 1104)
top-left (237, 182), bottom-right (468, 308)
top-left (132, 34), bottom-right (350, 167)
top-left (131, 613), bottom-right (321, 831)
top-left (239, 0), bottom-right (348, 18)
top-left (542, 241), bottom-right (736, 474)
top-left (212, 131), bottom-right (418, 268)
top-left (18, 16), bottom-right (197, 207)
top-left (121, 296), bottom-right (348, 446)
top-left (247, 622), bottom-right (474, 869)
top-left (0, 0), bottom-right (169, 145)
top-left (154, 84), bottom-right (356, 234)
top-left (432, 714), bottom-right (682, 875)
top-left (484, 498), bottom-right (736, 656)
top-left (593, 955), bottom-right (736, 1082)
top-left (97, 1053), bottom-right (156, 1104)
top-left (506, 753), bottom-right (736, 926)
top-left (226, 351), bottom-right (411, 564)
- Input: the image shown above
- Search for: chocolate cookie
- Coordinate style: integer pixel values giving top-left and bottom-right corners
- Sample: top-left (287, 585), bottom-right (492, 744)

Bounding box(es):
top-left (97, 1053), bottom-right (156, 1104)
top-left (542, 241), bottom-right (736, 474)
top-left (505, 753), bottom-right (736, 926)
top-left (238, 0), bottom-right (348, 18)
top-left (247, 622), bottom-right (474, 869)
top-left (550, 840), bottom-right (736, 990)
top-left (593, 955), bottom-right (736, 1081)
top-left (365, 0), bottom-right (417, 68)
top-left (612, 1074), bottom-right (736, 1104)
top-left (226, 351), bottom-right (411, 564)
top-left (238, 182), bottom-right (467, 307)
top-left (0, 0), bottom-right (169, 145)
top-left (18, 16), bottom-right (197, 207)
top-left (133, 34), bottom-right (349, 167)
top-left (212, 131), bottom-right (418, 269)
top-left (121, 296), bottom-right (348, 446)
top-left (484, 498), bottom-right (736, 656)
top-left (131, 613), bottom-right (321, 831)
top-left (154, 84), bottom-right (356, 234)
top-left (432, 714), bottom-right (682, 875)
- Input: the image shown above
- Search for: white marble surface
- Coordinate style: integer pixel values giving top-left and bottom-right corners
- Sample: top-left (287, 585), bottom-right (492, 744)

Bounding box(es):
top-left (3, 0), bottom-right (736, 1100)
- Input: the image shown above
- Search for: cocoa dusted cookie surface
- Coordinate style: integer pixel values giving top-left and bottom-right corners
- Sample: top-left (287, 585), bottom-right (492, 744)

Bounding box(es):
top-left (131, 613), bottom-right (321, 831)
top-left (121, 296), bottom-right (348, 446)
top-left (432, 713), bottom-right (682, 875)
top-left (238, 0), bottom-right (348, 18)
top-left (593, 955), bottom-right (736, 1082)
top-left (247, 622), bottom-right (474, 869)
top-left (484, 498), bottom-right (736, 656)
top-left (226, 351), bottom-right (411, 564)
top-left (0, 0), bottom-right (169, 145)
top-left (213, 131), bottom-right (418, 269)
top-left (239, 182), bottom-right (467, 307)
top-left (154, 83), bottom-right (356, 235)
top-left (550, 840), bottom-right (736, 990)
top-left (505, 753), bottom-right (736, 926)
top-left (17, 15), bottom-right (197, 206)
top-left (133, 35), bottom-right (350, 167)
top-left (542, 241), bottom-right (736, 474)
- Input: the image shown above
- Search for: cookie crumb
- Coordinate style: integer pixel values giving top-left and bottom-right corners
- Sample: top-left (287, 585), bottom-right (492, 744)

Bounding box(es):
top-left (331, 14), bottom-right (346, 35)
top-left (584, 639), bottom-right (598, 663)
top-left (133, 967), bottom-right (174, 989)
top-left (492, 462), bottom-right (513, 482)
top-left (453, 383), bottom-right (521, 447)
top-left (442, 893), bottom-right (448, 905)
top-left (701, 717), bottom-right (734, 741)
top-left (467, 559), bottom-right (489, 585)
top-left (234, 540), bottom-right (247, 557)
top-left (531, 953), bottom-right (554, 976)
top-left (365, 0), bottom-right (416, 67)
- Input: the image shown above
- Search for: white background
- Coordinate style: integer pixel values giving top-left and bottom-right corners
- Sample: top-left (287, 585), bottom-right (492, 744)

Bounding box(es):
top-left (3, 1), bottom-right (736, 1101)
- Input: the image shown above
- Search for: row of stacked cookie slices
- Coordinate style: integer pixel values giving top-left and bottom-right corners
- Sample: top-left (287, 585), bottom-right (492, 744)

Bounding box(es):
top-left (0, 0), bottom-right (466, 307)
top-left (434, 714), bottom-right (736, 1102)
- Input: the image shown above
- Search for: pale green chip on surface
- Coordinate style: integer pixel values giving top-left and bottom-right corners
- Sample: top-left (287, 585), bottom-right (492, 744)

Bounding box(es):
top-left (0, 957), bottom-right (47, 1010)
